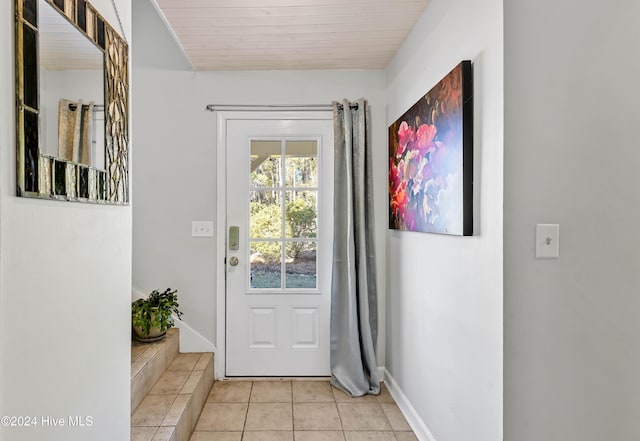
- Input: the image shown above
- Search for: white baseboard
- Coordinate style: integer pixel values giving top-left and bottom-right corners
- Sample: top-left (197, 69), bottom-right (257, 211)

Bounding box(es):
top-left (172, 316), bottom-right (216, 353)
top-left (384, 369), bottom-right (437, 441)
top-left (131, 287), bottom-right (216, 353)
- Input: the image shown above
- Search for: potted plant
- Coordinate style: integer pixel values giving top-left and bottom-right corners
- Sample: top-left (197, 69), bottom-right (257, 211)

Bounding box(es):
top-left (132, 288), bottom-right (183, 342)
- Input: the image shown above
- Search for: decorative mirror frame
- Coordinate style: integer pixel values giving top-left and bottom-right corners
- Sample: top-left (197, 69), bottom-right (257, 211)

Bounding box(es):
top-left (15, 0), bottom-right (129, 204)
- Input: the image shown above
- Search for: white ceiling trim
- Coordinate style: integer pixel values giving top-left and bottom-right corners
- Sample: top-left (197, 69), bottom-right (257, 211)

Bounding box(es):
top-left (148, 0), bottom-right (195, 70)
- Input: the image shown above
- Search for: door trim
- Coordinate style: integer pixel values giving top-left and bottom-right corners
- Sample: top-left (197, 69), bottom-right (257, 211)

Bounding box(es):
top-left (215, 110), bottom-right (333, 379)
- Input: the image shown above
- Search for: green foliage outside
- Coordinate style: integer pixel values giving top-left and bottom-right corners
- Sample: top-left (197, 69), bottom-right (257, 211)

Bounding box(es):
top-left (250, 194), bottom-right (317, 261)
top-left (250, 202), bottom-right (282, 259)
top-left (285, 197), bottom-right (316, 258)
top-left (249, 152), bottom-right (318, 264)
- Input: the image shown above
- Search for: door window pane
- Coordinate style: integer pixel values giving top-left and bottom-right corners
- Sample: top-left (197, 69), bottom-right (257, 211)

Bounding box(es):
top-left (250, 191), bottom-right (282, 239)
top-left (286, 241), bottom-right (317, 289)
top-left (285, 191), bottom-right (317, 238)
top-left (251, 140), bottom-right (282, 187)
top-left (251, 241), bottom-right (282, 289)
top-left (248, 138), bottom-right (321, 292)
top-left (285, 140), bottom-right (317, 187)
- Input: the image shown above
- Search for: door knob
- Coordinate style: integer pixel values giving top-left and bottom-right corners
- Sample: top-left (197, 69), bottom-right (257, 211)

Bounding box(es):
top-left (229, 256), bottom-right (239, 266)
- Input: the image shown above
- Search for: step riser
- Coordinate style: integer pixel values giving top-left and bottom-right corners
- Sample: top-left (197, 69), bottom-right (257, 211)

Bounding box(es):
top-left (173, 354), bottom-right (214, 441)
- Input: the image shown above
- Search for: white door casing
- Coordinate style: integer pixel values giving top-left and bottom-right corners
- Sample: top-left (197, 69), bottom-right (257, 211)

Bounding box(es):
top-left (220, 112), bottom-right (333, 377)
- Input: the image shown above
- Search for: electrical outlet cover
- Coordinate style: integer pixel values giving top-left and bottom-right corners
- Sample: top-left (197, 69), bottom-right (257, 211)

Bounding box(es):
top-left (536, 224), bottom-right (559, 258)
top-left (192, 221), bottom-right (214, 237)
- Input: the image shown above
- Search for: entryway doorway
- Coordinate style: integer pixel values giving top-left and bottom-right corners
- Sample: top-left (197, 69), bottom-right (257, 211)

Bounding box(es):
top-left (217, 111), bottom-right (334, 377)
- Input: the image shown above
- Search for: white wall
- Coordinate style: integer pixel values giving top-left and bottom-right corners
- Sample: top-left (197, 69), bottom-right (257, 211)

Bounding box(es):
top-left (131, 69), bottom-right (215, 342)
top-left (503, 1), bottom-right (640, 440)
top-left (0, 1), bottom-right (132, 440)
top-left (132, 68), bottom-right (389, 365)
top-left (384, 0), bottom-right (503, 439)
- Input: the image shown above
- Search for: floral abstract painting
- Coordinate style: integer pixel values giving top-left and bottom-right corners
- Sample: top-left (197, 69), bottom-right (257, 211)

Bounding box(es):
top-left (388, 61), bottom-right (473, 236)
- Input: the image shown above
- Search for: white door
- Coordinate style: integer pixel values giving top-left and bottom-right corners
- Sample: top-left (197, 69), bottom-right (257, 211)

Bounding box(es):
top-left (225, 115), bottom-right (333, 376)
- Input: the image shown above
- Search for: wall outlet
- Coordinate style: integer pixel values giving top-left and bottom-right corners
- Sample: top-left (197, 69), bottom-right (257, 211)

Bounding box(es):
top-left (192, 221), bottom-right (214, 237)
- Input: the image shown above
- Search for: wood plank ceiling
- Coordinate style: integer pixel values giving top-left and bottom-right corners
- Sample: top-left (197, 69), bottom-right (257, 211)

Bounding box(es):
top-left (153, 0), bottom-right (430, 70)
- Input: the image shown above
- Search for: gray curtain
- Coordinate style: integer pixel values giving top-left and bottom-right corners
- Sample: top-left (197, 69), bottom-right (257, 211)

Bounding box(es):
top-left (330, 98), bottom-right (380, 397)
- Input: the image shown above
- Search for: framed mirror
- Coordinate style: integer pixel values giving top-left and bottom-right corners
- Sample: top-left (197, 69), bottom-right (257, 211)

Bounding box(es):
top-left (15, 0), bottom-right (129, 204)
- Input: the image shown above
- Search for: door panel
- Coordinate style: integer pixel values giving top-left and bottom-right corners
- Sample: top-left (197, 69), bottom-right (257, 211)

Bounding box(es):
top-left (225, 117), bottom-right (333, 376)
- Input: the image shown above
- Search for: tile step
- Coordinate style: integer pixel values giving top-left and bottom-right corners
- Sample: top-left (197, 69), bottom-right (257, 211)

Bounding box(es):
top-left (131, 328), bottom-right (180, 413)
top-left (131, 352), bottom-right (214, 441)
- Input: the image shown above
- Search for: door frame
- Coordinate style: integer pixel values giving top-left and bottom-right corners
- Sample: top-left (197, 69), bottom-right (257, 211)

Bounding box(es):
top-left (215, 109), bottom-right (333, 379)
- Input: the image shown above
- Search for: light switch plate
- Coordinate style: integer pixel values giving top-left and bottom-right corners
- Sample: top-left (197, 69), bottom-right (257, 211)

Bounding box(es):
top-left (536, 224), bottom-right (559, 258)
top-left (192, 221), bottom-right (214, 237)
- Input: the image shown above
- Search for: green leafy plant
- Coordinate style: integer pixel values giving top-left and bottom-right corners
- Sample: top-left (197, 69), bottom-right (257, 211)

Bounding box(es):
top-left (249, 196), bottom-right (317, 261)
top-left (132, 288), bottom-right (183, 336)
top-left (285, 197), bottom-right (317, 258)
top-left (249, 202), bottom-right (282, 260)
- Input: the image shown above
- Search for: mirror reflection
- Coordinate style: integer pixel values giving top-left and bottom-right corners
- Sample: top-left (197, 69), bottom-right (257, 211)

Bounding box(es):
top-left (38, 0), bottom-right (105, 170)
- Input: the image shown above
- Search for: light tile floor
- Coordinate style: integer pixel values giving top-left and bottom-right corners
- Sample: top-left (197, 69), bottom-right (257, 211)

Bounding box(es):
top-left (190, 380), bottom-right (418, 441)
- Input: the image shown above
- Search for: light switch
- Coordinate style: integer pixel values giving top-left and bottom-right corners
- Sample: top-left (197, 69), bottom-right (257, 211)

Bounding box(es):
top-left (192, 221), bottom-right (214, 237)
top-left (536, 224), bottom-right (559, 259)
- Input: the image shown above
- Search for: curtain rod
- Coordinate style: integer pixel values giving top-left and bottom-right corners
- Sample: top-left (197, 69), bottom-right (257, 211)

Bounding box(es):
top-left (205, 103), bottom-right (358, 112)
top-left (67, 103), bottom-right (104, 111)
